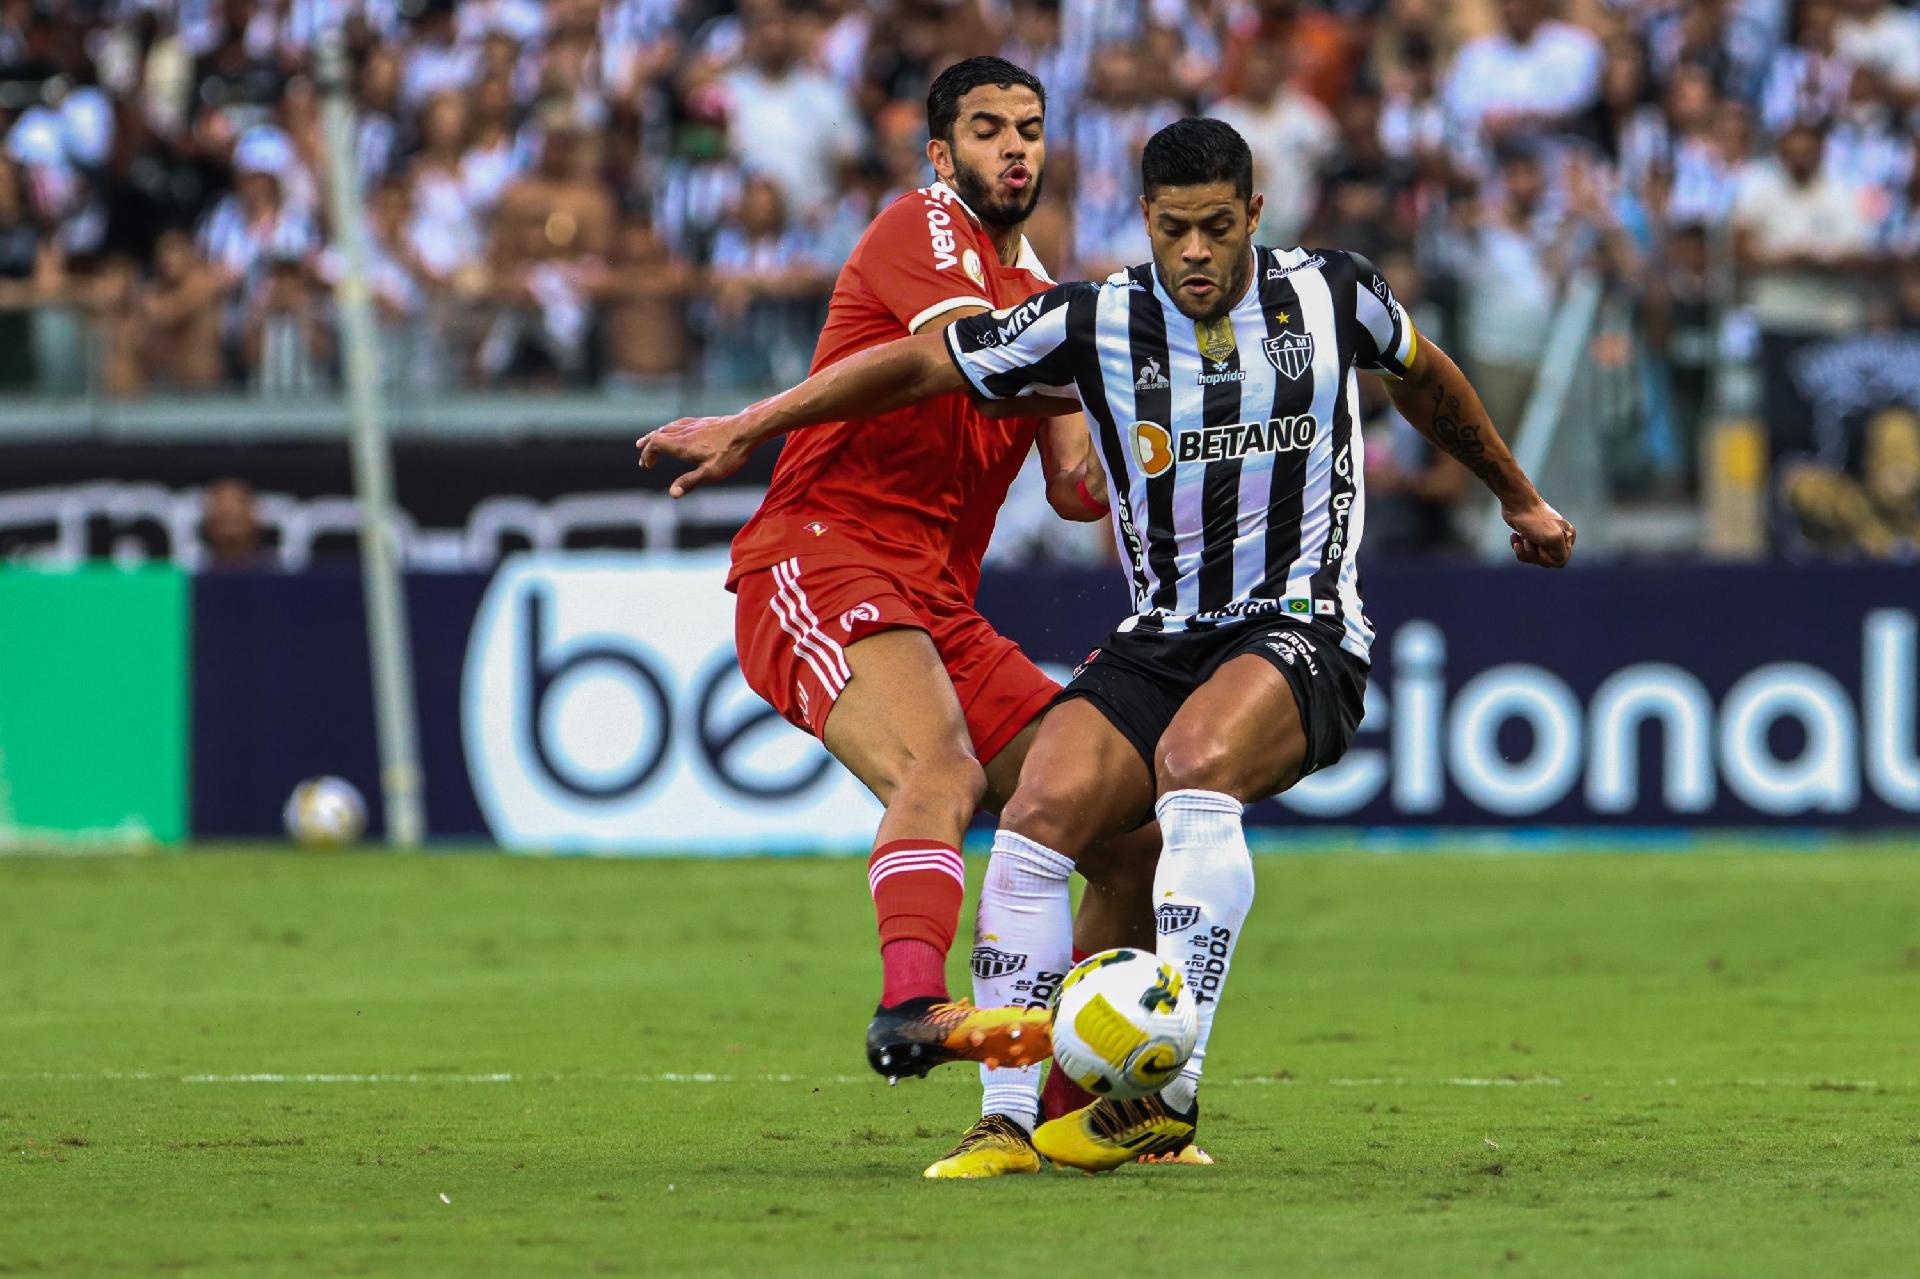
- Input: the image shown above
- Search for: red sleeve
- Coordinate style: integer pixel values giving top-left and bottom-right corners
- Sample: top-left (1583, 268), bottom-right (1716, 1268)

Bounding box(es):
top-left (851, 189), bottom-right (997, 333)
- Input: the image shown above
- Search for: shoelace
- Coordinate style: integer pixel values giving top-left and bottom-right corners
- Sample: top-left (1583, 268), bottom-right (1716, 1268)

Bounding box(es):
top-left (947, 1114), bottom-right (1028, 1157)
top-left (1088, 1096), bottom-right (1164, 1141)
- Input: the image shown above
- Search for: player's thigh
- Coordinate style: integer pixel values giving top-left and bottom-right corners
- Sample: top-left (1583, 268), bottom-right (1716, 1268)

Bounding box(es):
top-left (998, 697), bottom-right (1156, 861)
top-left (922, 605), bottom-right (1060, 814)
top-left (820, 627), bottom-right (981, 806)
top-left (980, 717), bottom-right (1040, 817)
top-left (1155, 653), bottom-right (1310, 802)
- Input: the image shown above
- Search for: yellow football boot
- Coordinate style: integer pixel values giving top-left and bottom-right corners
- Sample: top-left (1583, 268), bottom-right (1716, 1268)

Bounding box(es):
top-left (1032, 1093), bottom-right (1197, 1173)
top-left (922, 1114), bottom-right (1045, 1179)
top-left (866, 998), bottom-right (1053, 1080)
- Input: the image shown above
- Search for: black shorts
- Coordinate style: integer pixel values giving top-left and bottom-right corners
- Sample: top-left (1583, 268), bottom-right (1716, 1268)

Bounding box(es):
top-left (1055, 620), bottom-right (1369, 782)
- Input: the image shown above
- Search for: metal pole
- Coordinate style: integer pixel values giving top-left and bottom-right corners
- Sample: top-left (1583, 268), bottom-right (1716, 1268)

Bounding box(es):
top-left (315, 31), bottom-right (426, 847)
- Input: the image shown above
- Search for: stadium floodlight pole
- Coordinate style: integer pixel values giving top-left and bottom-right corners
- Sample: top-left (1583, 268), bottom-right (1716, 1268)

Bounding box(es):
top-left (315, 30), bottom-right (427, 848)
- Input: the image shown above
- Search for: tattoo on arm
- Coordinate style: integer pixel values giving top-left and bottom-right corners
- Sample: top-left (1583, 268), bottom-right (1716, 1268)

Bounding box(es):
top-left (1426, 385), bottom-right (1504, 486)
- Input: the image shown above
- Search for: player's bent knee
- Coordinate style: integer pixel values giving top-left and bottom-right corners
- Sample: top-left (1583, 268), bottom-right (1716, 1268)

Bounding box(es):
top-left (1155, 731), bottom-right (1241, 798)
top-left (896, 748), bottom-right (988, 822)
top-left (999, 779), bottom-right (1103, 862)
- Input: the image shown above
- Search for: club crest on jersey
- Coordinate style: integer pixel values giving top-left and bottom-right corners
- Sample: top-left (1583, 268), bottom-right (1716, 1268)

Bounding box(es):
top-left (963, 248), bottom-right (985, 287)
top-left (1195, 316), bottom-right (1237, 370)
top-left (1132, 421), bottom-right (1174, 477)
top-left (1265, 330), bottom-right (1315, 381)
top-left (804, 520), bottom-right (828, 536)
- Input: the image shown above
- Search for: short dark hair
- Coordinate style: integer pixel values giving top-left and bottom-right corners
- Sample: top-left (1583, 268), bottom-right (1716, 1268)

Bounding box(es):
top-left (927, 56), bottom-right (1046, 142)
top-left (1141, 117), bottom-right (1254, 201)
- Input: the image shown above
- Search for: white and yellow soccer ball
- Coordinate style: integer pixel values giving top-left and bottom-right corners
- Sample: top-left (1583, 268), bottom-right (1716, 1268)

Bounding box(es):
top-left (282, 776), bottom-right (367, 847)
top-left (1049, 948), bottom-right (1199, 1100)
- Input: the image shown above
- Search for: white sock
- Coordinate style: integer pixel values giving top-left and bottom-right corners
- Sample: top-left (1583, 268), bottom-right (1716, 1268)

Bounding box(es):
top-left (1151, 789), bottom-right (1254, 1115)
top-left (973, 828), bottom-right (1075, 1132)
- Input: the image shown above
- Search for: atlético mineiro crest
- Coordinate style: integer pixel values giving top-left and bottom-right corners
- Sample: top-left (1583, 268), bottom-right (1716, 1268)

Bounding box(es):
top-left (1155, 903), bottom-right (1201, 934)
top-left (1264, 331), bottom-right (1314, 381)
top-left (971, 946), bottom-right (1027, 979)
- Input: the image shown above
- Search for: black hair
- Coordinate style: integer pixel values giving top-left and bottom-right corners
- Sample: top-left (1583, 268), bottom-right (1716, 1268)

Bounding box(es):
top-left (927, 56), bottom-right (1046, 142)
top-left (1140, 117), bottom-right (1253, 201)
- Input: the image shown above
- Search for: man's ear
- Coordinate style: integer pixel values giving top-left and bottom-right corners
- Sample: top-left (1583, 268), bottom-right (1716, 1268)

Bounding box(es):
top-left (1246, 192), bottom-right (1264, 238)
top-left (927, 137), bottom-right (953, 182)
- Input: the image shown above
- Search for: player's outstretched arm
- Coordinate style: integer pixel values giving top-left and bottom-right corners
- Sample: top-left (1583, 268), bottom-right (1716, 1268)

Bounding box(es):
top-left (637, 330), bottom-right (965, 497)
top-left (1385, 338), bottom-right (1576, 568)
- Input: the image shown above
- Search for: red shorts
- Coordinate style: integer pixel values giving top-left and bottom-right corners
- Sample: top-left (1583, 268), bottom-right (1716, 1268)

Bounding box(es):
top-left (733, 555), bottom-right (1059, 765)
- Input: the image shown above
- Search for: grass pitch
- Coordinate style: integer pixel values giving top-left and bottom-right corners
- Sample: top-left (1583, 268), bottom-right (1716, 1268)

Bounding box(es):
top-left (3, 847), bottom-right (1918, 1278)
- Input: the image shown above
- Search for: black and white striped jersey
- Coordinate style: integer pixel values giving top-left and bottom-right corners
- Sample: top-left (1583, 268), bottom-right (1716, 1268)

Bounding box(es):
top-left (944, 245), bottom-right (1418, 662)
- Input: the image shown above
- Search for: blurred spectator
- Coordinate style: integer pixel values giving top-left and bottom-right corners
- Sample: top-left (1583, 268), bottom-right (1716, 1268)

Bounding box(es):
top-left (1732, 121), bottom-right (1874, 336)
top-left (244, 251), bottom-right (331, 393)
top-left (200, 478), bottom-right (268, 569)
top-left (1069, 42), bottom-right (1172, 275)
top-left (1759, 0), bottom-right (1855, 136)
top-left (1646, 0), bottom-right (1772, 103)
top-left (1642, 220), bottom-right (1719, 480)
top-left (133, 229), bottom-right (228, 393)
top-left (704, 173), bottom-right (829, 386)
top-left (1379, 34), bottom-right (1448, 175)
top-left (355, 45), bottom-right (403, 189)
top-left (717, 6), bottom-right (862, 218)
top-left (480, 118), bottom-right (612, 381)
top-left (1444, 0), bottom-right (1604, 153)
top-left (1220, 0), bottom-right (1358, 111)
top-left (1361, 253), bottom-right (1471, 558)
top-left (599, 210), bottom-right (694, 384)
top-left (198, 125), bottom-right (317, 291)
top-left (1833, 0), bottom-right (1920, 100)
top-left (653, 96), bottom-right (744, 263)
top-left (1456, 147), bottom-right (1560, 434)
top-left (400, 0), bottom-right (476, 111)
top-left (1209, 40), bottom-right (1337, 248)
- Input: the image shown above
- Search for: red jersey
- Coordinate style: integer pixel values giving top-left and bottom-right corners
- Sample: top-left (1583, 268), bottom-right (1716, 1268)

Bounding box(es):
top-left (727, 182), bottom-right (1055, 601)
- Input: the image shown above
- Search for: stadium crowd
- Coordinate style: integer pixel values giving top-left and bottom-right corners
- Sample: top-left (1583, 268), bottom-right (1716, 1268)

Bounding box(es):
top-left (2, 0), bottom-right (1917, 524)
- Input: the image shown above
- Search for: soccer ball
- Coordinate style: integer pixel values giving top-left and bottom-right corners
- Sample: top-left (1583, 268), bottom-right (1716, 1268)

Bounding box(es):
top-left (283, 776), bottom-right (367, 846)
top-left (1049, 947), bottom-right (1199, 1100)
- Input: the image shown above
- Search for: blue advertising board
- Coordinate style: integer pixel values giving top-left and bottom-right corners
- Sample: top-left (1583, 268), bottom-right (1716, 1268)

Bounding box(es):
top-left (190, 556), bottom-right (1920, 845)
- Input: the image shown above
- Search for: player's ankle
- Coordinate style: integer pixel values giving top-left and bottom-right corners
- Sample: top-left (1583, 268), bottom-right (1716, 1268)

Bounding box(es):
top-left (879, 939), bottom-right (947, 1005)
top-left (1159, 1070), bottom-right (1200, 1115)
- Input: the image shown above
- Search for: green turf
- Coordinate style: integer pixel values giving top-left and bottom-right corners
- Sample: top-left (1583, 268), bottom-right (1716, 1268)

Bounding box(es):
top-left (3, 847), bottom-right (1918, 1278)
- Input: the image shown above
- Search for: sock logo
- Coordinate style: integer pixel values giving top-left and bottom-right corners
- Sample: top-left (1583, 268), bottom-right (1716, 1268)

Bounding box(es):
top-left (971, 945), bottom-right (1027, 979)
top-left (1016, 970), bottom-right (1066, 1010)
top-left (1185, 926), bottom-right (1233, 1005)
top-left (1155, 904), bottom-right (1201, 934)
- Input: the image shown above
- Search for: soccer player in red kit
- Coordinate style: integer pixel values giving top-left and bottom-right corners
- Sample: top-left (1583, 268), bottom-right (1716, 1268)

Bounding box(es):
top-left (643, 57), bottom-right (1155, 1176)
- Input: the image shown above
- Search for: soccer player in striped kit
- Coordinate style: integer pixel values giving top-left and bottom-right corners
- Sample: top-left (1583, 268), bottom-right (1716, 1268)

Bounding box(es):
top-left (645, 117), bottom-right (1574, 1172)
